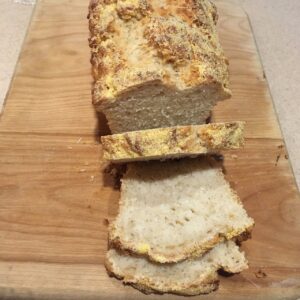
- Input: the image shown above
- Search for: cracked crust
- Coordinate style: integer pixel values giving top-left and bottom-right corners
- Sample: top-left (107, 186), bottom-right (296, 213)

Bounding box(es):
top-left (88, 0), bottom-right (229, 103)
top-left (101, 122), bottom-right (245, 163)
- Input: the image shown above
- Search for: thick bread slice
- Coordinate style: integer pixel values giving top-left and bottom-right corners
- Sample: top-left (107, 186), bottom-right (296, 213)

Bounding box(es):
top-left (101, 122), bottom-right (244, 163)
top-left (88, 0), bottom-right (231, 133)
top-left (106, 241), bottom-right (248, 296)
top-left (109, 158), bottom-right (254, 263)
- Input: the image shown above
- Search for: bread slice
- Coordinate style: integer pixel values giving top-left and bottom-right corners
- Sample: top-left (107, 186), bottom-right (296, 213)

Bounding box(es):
top-left (88, 0), bottom-right (231, 133)
top-left (109, 158), bottom-right (254, 263)
top-left (106, 241), bottom-right (248, 296)
top-left (101, 122), bottom-right (244, 163)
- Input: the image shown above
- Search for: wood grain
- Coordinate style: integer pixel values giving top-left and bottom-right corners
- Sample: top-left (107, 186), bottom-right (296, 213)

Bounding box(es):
top-left (0, 0), bottom-right (300, 299)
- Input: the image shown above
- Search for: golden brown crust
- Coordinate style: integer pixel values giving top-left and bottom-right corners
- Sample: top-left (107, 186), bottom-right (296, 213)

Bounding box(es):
top-left (88, 0), bottom-right (231, 105)
top-left (101, 122), bottom-right (245, 163)
top-left (109, 223), bottom-right (253, 264)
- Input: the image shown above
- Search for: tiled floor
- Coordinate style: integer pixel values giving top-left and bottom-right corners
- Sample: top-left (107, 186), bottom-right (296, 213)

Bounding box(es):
top-left (0, 0), bottom-right (299, 187)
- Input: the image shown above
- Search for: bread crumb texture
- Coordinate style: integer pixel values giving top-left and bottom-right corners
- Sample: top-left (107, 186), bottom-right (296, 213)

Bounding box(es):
top-left (109, 158), bottom-right (254, 263)
top-left (106, 241), bottom-right (248, 295)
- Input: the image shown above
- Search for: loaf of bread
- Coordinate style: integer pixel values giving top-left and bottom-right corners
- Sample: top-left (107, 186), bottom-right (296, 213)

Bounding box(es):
top-left (88, 0), bottom-right (231, 133)
top-left (89, 1), bottom-right (253, 295)
top-left (109, 158), bottom-right (254, 263)
top-left (106, 241), bottom-right (248, 295)
top-left (101, 122), bottom-right (244, 162)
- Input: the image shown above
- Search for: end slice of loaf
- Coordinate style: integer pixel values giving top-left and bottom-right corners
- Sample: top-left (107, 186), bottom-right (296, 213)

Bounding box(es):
top-left (106, 241), bottom-right (248, 296)
top-left (101, 122), bottom-right (244, 163)
top-left (109, 158), bottom-right (254, 263)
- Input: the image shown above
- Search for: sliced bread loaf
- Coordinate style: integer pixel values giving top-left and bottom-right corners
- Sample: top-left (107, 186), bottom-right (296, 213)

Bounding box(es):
top-left (89, 0), bottom-right (231, 133)
top-left (109, 158), bottom-right (254, 263)
top-left (106, 241), bottom-right (248, 296)
top-left (101, 122), bottom-right (244, 163)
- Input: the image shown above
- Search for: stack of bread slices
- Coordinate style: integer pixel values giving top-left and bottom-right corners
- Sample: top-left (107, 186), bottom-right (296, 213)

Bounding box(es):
top-left (89, 0), bottom-right (254, 296)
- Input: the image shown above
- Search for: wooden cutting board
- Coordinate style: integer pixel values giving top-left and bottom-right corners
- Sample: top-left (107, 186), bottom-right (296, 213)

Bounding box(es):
top-left (0, 0), bottom-right (299, 299)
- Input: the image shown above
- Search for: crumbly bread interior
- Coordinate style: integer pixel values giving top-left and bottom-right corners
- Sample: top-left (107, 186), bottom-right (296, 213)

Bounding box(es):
top-left (109, 158), bottom-right (254, 263)
top-left (101, 82), bottom-right (229, 133)
top-left (106, 241), bottom-right (248, 295)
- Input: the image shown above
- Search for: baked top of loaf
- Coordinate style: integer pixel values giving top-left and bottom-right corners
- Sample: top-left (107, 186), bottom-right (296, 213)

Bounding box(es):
top-left (106, 241), bottom-right (248, 296)
top-left (101, 122), bottom-right (245, 162)
top-left (88, 0), bottom-right (230, 105)
top-left (109, 158), bottom-right (254, 263)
